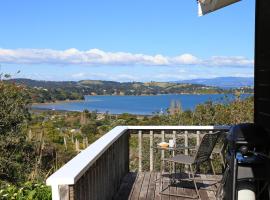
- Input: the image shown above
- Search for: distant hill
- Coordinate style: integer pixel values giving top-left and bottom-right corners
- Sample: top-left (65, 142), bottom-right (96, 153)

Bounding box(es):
top-left (6, 78), bottom-right (225, 95)
top-left (7, 78), bottom-right (78, 88)
top-left (176, 77), bottom-right (254, 88)
top-left (5, 78), bottom-right (253, 103)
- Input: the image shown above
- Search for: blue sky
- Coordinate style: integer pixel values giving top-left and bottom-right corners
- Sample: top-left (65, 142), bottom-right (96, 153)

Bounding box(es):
top-left (0, 0), bottom-right (255, 82)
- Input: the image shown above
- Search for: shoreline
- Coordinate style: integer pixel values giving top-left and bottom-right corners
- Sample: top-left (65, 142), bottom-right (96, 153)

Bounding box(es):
top-left (32, 99), bottom-right (84, 106)
top-left (30, 107), bottom-right (152, 117)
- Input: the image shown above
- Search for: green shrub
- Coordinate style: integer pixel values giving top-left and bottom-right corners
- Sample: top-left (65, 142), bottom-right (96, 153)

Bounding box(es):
top-left (0, 182), bottom-right (51, 200)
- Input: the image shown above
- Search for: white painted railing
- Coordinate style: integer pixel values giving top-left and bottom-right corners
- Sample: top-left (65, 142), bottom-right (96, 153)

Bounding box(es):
top-left (46, 125), bottom-right (230, 200)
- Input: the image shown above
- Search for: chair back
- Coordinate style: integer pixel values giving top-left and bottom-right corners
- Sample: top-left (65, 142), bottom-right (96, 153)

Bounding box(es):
top-left (218, 131), bottom-right (228, 153)
top-left (194, 131), bottom-right (221, 164)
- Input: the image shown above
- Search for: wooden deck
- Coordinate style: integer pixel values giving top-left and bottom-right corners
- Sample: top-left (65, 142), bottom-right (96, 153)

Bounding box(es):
top-left (114, 172), bottom-right (221, 200)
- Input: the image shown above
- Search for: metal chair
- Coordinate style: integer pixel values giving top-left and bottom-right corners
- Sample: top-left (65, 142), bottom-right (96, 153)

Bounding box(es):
top-left (162, 131), bottom-right (222, 199)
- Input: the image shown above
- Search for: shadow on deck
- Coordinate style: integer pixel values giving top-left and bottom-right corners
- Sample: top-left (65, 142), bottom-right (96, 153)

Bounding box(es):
top-left (114, 172), bottom-right (221, 200)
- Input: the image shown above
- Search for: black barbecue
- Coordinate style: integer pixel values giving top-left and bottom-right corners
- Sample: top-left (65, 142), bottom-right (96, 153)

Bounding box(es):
top-left (223, 123), bottom-right (270, 200)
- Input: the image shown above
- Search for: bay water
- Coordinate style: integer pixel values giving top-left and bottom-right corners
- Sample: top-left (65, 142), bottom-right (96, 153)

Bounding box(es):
top-left (32, 94), bottom-right (251, 115)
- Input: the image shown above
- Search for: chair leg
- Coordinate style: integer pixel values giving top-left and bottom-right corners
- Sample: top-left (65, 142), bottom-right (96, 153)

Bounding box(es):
top-left (190, 164), bottom-right (201, 200)
top-left (220, 152), bottom-right (225, 169)
top-left (210, 160), bottom-right (216, 175)
top-left (195, 164), bottom-right (200, 174)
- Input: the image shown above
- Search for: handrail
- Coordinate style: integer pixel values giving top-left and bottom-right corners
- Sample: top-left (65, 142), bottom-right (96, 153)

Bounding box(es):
top-left (127, 125), bottom-right (230, 130)
top-left (46, 125), bottom-right (231, 200)
top-left (46, 126), bottom-right (129, 200)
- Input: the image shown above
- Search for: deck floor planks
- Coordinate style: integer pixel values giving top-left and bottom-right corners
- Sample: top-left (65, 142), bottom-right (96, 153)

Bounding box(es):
top-left (175, 173), bottom-right (186, 200)
top-left (139, 172), bottom-right (151, 199)
top-left (160, 175), bottom-right (170, 200)
top-left (169, 184), bottom-right (178, 200)
top-left (146, 172), bottom-right (157, 200)
top-left (114, 172), bottom-right (137, 200)
top-left (154, 173), bottom-right (162, 200)
top-left (176, 173), bottom-right (192, 200)
top-left (130, 172), bottom-right (145, 200)
top-left (115, 172), bottom-right (218, 200)
top-left (199, 174), bottom-right (219, 200)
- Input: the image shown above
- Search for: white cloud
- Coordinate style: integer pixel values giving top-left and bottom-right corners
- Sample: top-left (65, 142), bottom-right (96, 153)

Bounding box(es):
top-left (71, 72), bottom-right (86, 78)
top-left (205, 56), bottom-right (254, 67)
top-left (153, 73), bottom-right (205, 81)
top-left (0, 48), bottom-right (253, 67)
top-left (172, 54), bottom-right (200, 65)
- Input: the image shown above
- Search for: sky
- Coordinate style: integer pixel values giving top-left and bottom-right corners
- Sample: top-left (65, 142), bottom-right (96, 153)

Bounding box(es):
top-left (0, 0), bottom-right (255, 82)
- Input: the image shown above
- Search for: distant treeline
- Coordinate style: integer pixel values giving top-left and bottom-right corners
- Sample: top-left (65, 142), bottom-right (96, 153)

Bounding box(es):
top-left (6, 78), bottom-right (254, 103)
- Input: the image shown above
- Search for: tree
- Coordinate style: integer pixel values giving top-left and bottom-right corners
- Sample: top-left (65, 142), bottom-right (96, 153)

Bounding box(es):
top-left (0, 81), bottom-right (35, 183)
top-left (0, 82), bottom-right (31, 135)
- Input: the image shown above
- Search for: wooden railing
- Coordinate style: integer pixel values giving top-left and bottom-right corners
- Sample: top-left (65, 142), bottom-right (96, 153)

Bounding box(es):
top-left (46, 125), bottom-right (230, 200)
top-left (128, 126), bottom-right (230, 172)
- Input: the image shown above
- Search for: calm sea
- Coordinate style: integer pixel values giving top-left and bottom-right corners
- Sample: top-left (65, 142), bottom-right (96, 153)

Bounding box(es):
top-left (32, 94), bottom-right (251, 115)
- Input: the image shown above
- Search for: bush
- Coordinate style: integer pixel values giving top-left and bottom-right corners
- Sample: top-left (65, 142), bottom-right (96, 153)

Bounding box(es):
top-left (0, 82), bottom-right (31, 135)
top-left (0, 182), bottom-right (51, 200)
top-left (0, 133), bottom-right (36, 183)
top-left (0, 82), bottom-right (37, 183)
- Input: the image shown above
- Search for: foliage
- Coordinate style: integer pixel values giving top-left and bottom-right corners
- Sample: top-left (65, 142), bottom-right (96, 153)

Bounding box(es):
top-left (0, 82), bottom-right (31, 135)
top-left (191, 95), bottom-right (254, 125)
top-left (80, 122), bottom-right (98, 141)
top-left (0, 133), bottom-right (36, 183)
top-left (0, 82), bottom-right (36, 183)
top-left (0, 182), bottom-right (51, 200)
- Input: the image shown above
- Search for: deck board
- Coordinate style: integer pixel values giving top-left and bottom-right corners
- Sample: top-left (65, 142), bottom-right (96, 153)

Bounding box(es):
top-left (139, 172), bottom-right (151, 199)
top-left (129, 172), bottom-right (145, 200)
top-left (115, 172), bottom-right (220, 200)
top-left (114, 173), bottom-right (137, 200)
top-left (160, 175), bottom-right (170, 200)
top-left (146, 172), bottom-right (157, 200)
top-left (154, 173), bottom-right (162, 200)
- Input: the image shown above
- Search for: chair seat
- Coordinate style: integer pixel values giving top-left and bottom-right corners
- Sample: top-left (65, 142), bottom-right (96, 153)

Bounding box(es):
top-left (164, 154), bottom-right (195, 164)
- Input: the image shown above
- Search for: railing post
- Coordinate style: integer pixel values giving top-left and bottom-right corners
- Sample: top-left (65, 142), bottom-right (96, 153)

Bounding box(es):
top-left (138, 130), bottom-right (142, 172)
top-left (58, 185), bottom-right (69, 200)
top-left (150, 130), bottom-right (154, 172)
top-left (184, 130), bottom-right (189, 171)
top-left (172, 130), bottom-right (176, 173)
top-left (196, 130), bottom-right (200, 173)
top-left (196, 130), bottom-right (200, 146)
top-left (184, 130), bottom-right (188, 155)
top-left (161, 130), bottom-right (165, 172)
